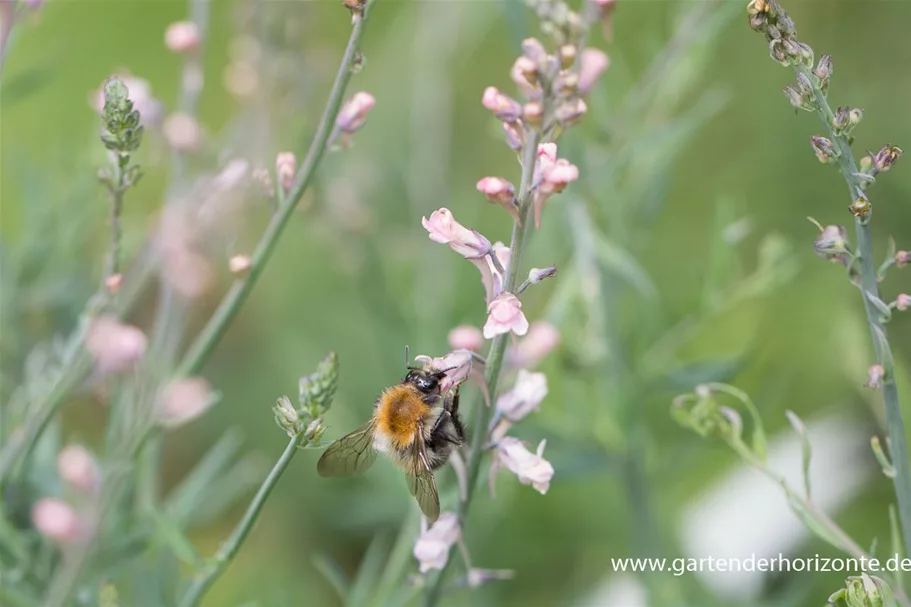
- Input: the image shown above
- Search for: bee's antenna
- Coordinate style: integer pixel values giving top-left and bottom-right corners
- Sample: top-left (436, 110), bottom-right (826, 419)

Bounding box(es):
top-left (404, 345), bottom-right (410, 367)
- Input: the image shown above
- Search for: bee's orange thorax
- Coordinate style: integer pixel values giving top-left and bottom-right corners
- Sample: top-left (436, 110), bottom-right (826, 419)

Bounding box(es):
top-left (376, 385), bottom-right (432, 448)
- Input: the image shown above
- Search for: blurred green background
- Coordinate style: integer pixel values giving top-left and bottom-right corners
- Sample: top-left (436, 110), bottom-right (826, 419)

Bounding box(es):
top-left (2, 0), bottom-right (911, 605)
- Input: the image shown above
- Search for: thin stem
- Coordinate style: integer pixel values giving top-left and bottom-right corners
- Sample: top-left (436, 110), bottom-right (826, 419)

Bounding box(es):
top-left (175, 4), bottom-right (373, 378)
top-left (177, 435), bottom-right (300, 607)
top-left (422, 133), bottom-right (539, 607)
top-left (795, 62), bottom-right (911, 562)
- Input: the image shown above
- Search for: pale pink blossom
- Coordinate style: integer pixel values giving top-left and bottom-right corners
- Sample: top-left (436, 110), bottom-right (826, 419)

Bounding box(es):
top-left (532, 143), bottom-right (579, 228)
top-left (897, 294), bottom-right (911, 311)
top-left (163, 112), bottom-right (201, 151)
top-left (554, 98), bottom-right (587, 124)
top-left (414, 349), bottom-right (473, 393)
top-left (511, 56), bottom-right (539, 95)
top-left (165, 21), bottom-right (201, 54)
top-left (521, 38), bottom-right (548, 66)
top-left (275, 151), bottom-right (296, 193)
top-left (336, 92), bottom-right (376, 133)
top-left (57, 445), bottom-right (101, 495)
top-left (495, 437), bottom-right (554, 494)
top-left (159, 378), bottom-right (216, 427)
top-left (413, 512), bottom-right (460, 573)
top-left (523, 101), bottom-right (543, 124)
top-left (497, 369), bottom-right (548, 422)
top-left (481, 87), bottom-right (522, 123)
top-left (471, 242), bottom-right (511, 304)
top-left (422, 208), bottom-right (491, 259)
top-left (476, 177), bottom-right (519, 223)
top-left (228, 254), bottom-right (252, 276)
top-left (448, 325), bottom-right (484, 352)
top-left (86, 316), bottom-right (148, 374)
top-left (578, 48), bottom-right (610, 93)
top-left (502, 122), bottom-right (523, 150)
top-left (483, 292), bottom-right (529, 339)
top-left (32, 498), bottom-right (83, 544)
top-left (510, 321), bottom-right (560, 368)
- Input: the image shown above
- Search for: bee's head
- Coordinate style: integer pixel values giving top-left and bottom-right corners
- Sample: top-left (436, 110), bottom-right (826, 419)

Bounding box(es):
top-left (404, 368), bottom-right (446, 395)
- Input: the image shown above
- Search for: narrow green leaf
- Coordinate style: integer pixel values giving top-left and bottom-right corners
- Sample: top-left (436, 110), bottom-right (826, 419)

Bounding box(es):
top-left (312, 554), bottom-right (350, 603)
top-left (872, 436), bottom-right (896, 478)
top-left (786, 495), bottom-right (850, 552)
top-left (785, 410), bottom-right (813, 499)
top-left (891, 505), bottom-right (904, 590)
top-left (871, 326), bottom-right (896, 371)
top-left (153, 511), bottom-right (201, 567)
top-left (864, 291), bottom-right (893, 322)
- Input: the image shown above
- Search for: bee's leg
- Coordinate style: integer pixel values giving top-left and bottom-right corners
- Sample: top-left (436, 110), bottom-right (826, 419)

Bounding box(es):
top-left (441, 388), bottom-right (466, 444)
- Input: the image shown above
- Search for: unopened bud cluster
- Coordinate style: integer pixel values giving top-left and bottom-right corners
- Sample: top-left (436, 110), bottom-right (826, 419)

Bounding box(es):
top-left (100, 78), bottom-right (144, 157)
top-left (274, 352), bottom-right (339, 442)
top-left (828, 573), bottom-right (893, 607)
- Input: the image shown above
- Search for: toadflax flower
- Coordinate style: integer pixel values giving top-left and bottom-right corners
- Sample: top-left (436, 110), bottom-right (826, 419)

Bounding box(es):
top-left (483, 292), bottom-right (529, 339)
top-left (336, 91), bottom-right (376, 134)
top-left (422, 208), bottom-right (492, 259)
top-left (414, 349), bottom-right (473, 393)
top-left (497, 369), bottom-right (548, 422)
top-left (509, 320), bottom-right (560, 368)
top-left (493, 437), bottom-right (554, 494)
top-left (578, 48), bottom-right (610, 93)
top-left (165, 21), bottom-right (201, 54)
top-left (32, 498), bottom-right (84, 544)
top-left (532, 143), bottom-right (579, 228)
top-left (86, 316), bottom-right (148, 374)
top-left (476, 177), bottom-right (519, 223)
top-left (159, 377), bottom-right (217, 427)
top-left (471, 241), bottom-right (511, 304)
top-left (57, 445), bottom-right (101, 495)
top-left (896, 294), bottom-right (911, 312)
top-left (481, 87), bottom-right (522, 123)
top-left (413, 512), bottom-right (460, 573)
top-left (448, 325), bottom-right (484, 352)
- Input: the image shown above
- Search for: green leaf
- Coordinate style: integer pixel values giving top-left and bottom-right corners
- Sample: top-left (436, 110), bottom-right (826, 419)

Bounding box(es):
top-left (891, 505), bottom-right (904, 591)
top-left (153, 511), bottom-right (201, 567)
top-left (785, 410), bottom-right (813, 499)
top-left (865, 291), bottom-right (893, 323)
top-left (312, 554), bottom-right (350, 603)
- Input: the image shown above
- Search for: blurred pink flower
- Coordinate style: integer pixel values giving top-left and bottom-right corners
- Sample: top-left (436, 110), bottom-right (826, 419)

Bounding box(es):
top-left (510, 56), bottom-right (539, 95)
top-left (481, 87), bottom-right (522, 123)
top-left (521, 37), bottom-right (548, 66)
top-left (578, 48), bottom-right (610, 93)
top-left (483, 292), bottom-right (529, 339)
top-left (502, 122), bottom-right (524, 150)
top-left (510, 321), bottom-right (560, 368)
top-left (163, 112), bottom-right (202, 151)
top-left (276, 151), bottom-right (296, 193)
top-left (865, 364), bottom-right (885, 389)
top-left (494, 437), bottom-right (554, 494)
top-left (336, 92), bottom-right (376, 133)
top-left (86, 316), bottom-right (148, 374)
top-left (497, 369), bottom-right (548, 422)
top-left (159, 378), bottom-right (216, 427)
top-left (32, 498), bottom-right (83, 544)
top-left (422, 208), bottom-right (491, 259)
top-left (57, 445), bottom-right (101, 495)
top-left (448, 325), bottom-right (484, 352)
top-left (413, 512), bottom-right (460, 573)
top-left (897, 294), bottom-right (911, 311)
top-left (165, 21), bottom-right (201, 53)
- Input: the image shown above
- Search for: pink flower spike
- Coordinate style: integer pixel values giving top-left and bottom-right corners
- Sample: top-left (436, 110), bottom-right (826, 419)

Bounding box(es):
top-left (483, 292), bottom-right (529, 339)
top-left (336, 92), bottom-right (376, 133)
top-left (448, 325), bottom-right (484, 352)
top-left (422, 208), bottom-right (492, 259)
top-left (481, 87), bottom-right (522, 123)
top-left (86, 316), bottom-right (148, 374)
top-left (495, 437), bottom-right (554, 494)
top-left (497, 369), bottom-right (548, 422)
top-left (32, 498), bottom-right (83, 544)
top-left (533, 149), bottom-right (579, 228)
top-left (578, 48), bottom-right (610, 93)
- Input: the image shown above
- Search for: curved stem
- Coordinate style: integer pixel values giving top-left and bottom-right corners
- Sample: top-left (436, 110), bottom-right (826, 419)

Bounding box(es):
top-left (175, 4), bottom-right (374, 378)
top-left (177, 435), bottom-right (299, 607)
top-left (795, 61), bottom-right (911, 563)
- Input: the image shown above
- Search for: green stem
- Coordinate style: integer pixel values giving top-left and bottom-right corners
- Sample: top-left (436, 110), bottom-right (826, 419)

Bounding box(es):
top-left (175, 4), bottom-right (373, 378)
top-left (422, 133), bottom-right (540, 606)
top-left (796, 62), bottom-right (911, 563)
top-left (177, 435), bottom-right (300, 607)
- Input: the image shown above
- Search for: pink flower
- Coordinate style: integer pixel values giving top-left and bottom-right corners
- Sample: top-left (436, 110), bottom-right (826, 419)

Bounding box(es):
top-left (578, 48), bottom-right (609, 93)
top-left (481, 87), bottom-right (522, 123)
top-left (470, 242), bottom-right (511, 304)
top-left (165, 21), bottom-right (201, 54)
top-left (521, 38), bottom-right (548, 66)
top-left (510, 321), bottom-right (560, 368)
top-left (532, 143), bottom-right (579, 228)
top-left (896, 251), bottom-right (909, 268)
top-left (276, 151), bottom-right (296, 193)
top-left (422, 208), bottom-right (491, 259)
top-left (413, 349), bottom-right (473, 393)
top-left (159, 378), bottom-right (216, 427)
top-left (163, 112), bottom-right (201, 151)
top-left (865, 364), bottom-right (885, 389)
top-left (494, 437), bottom-right (554, 494)
top-left (413, 512), bottom-right (460, 572)
top-left (57, 445), bottom-right (101, 495)
top-left (897, 294), bottom-right (911, 311)
top-left (497, 369), bottom-right (548, 422)
top-left (511, 56), bottom-right (539, 95)
top-left (336, 92), bottom-right (376, 133)
top-left (483, 292), bottom-right (529, 339)
top-left (476, 177), bottom-right (519, 222)
top-left (86, 316), bottom-right (148, 374)
top-left (32, 498), bottom-right (83, 544)
top-left (448, 325), bottom-right (484, 352)
top-left (502, 122), bottom-right (524, 150)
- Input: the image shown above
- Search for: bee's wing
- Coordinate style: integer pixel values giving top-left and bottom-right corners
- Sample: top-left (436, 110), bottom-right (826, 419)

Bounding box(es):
top-left (405, 424), bottom-right (440, 523)
top-left (317, 418), bottom-right (378, 477)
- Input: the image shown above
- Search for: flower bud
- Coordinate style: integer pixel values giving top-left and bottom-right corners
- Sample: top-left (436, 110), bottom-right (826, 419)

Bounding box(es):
top-left (481, 87), bottom-right (522, 123)
top-left (502, 122), bottom-right (523, 150)
top-left (57, 445), bottom-right (101, 495)
top-left (32, 498), bottom-right (83, 544)
top-left (865, 364), bottom-right (885, 389)
top-left (523, 101), bottom-right (543, 124)
top-left (298, 351), bottom-right (340, 415)
top-left (165, 21), bottom-right (201, 54)
top-left (554, 98), bottom-right (587, 125)
top-left (105, 273), bottom-right (123, 295)
top-left (896, 251), bottom-right (909, 268)
top-left (527, 266), bottom-right (557, 284)
top-left (448, 325), bottom-right (484, 352)
top-left (229, 254), bottom-right (252, 276)
top-left (748, 12), bottom-right (768, 32)
top-left (813, 224), bottom-right (847, 259)
top-left (810, 136), bottom-right (837, 163)
top-left (794, 41), bottom-right (814, 65)
top-left (511, 56), bottom-right (539, 94)
top-left (833, 105), bottom-right (862, 135)
top-left (159, 377), bottom-right (216, 428)
top-left (813, 54), bottom-right (833, 82)
top-left (558, 44), bottom-right (576, 68)
top-left (896, 294), bottom-right (911, 312)
top-left (849, 196), bottom-right (871, 218)
top-left (521, 38), bottom-right (548, 67)
top-left (554, 71), bottom-right (579, 96)
top-left (782, 84), bottom-right (809, 110)
top-left (775, 12), bottom-right (796, 38)
top-left (273, 396), bottom-right (301, 437)
top-left (275, 151), bottom-right (296, 193)
top-left (476, 177), bottom-right (520, 222)
top-left (873, 144), bottom-right (902, 172)
top-left (422, 208), bottom-right (492, 259)
top-left (795, 71), bottom-right (813, 95)
top-left (578, 48), bottom-right (609, 93)
top-left (336, 92), bottom-right (376, 133)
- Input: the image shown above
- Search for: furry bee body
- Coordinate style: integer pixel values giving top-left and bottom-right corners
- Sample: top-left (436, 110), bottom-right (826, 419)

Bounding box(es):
top-left (317, 365), bottom-right (465, 521)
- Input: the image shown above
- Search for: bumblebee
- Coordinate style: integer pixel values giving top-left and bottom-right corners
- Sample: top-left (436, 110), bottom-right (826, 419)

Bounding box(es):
top-left (316, 365), bottom-right (465, 522)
